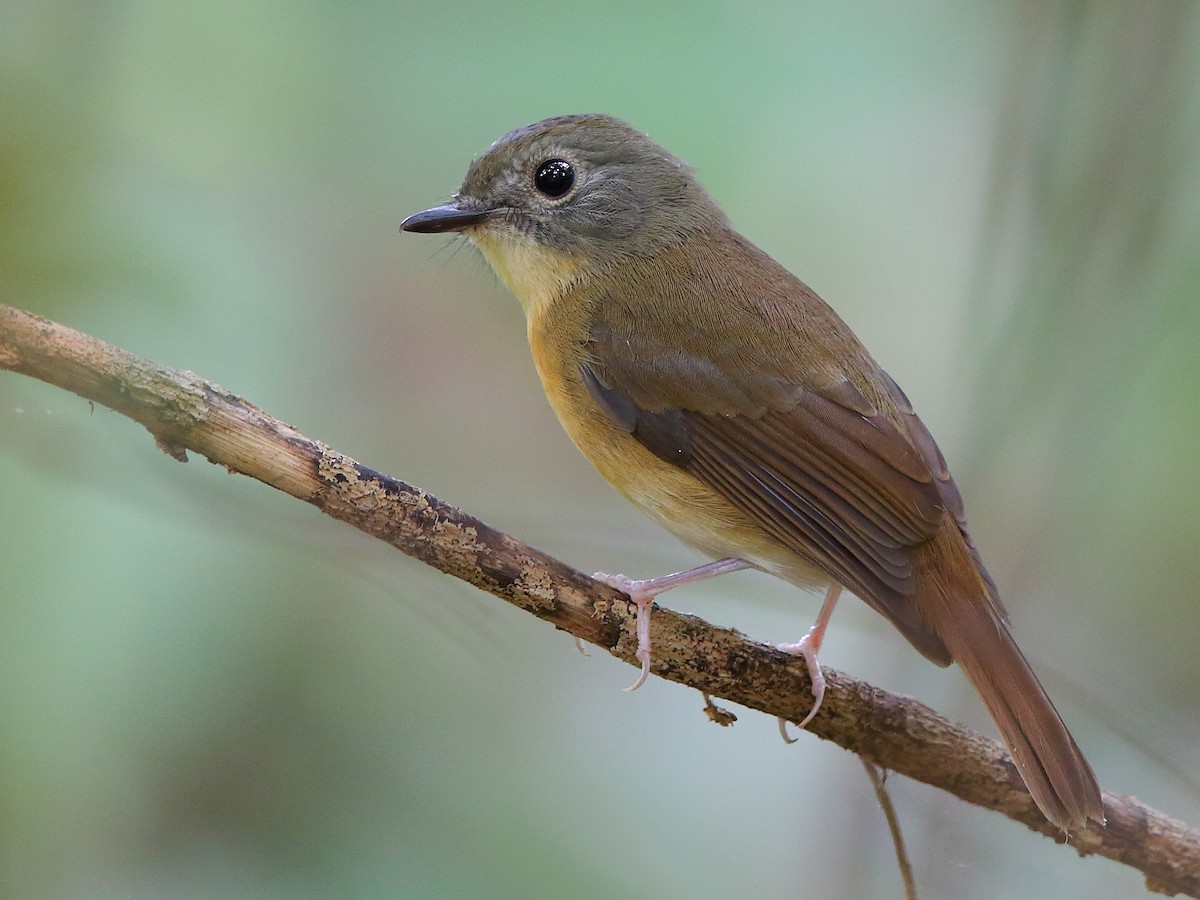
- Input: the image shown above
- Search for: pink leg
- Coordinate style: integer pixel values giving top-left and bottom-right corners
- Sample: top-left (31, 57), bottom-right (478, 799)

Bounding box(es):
top-left (777, 583), bottom-right (842, 732)
top-left (593, 557), bottom-right (752, 691)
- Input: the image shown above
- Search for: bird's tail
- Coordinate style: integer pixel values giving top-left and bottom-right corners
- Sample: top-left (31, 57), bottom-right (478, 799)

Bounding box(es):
top-left (915, 530), bottom-right (1104, 831)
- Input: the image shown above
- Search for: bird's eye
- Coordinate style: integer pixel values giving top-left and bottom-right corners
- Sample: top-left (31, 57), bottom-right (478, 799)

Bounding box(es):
top-left (534, 159), bottom-right (574, 198)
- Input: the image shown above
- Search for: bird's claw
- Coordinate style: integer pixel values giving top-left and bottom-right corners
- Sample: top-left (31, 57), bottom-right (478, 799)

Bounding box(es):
top-left (777, 628), bottom-right (826, 732)
top-left (594, 571), bottom-right (655, 692)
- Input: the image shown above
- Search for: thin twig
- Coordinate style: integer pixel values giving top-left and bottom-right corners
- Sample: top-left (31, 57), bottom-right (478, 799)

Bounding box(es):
top-left (862, 760), bottom-right (918, 900)
top-left (2, 302), bottom-right (1199, 897)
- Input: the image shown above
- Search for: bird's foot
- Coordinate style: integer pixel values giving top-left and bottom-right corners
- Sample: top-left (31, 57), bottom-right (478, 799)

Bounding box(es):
top-left (777, 626), bottom-right (826, 732)
top-left (592, 572), bottom-right (657, 691)
top-left (593, 559), bottom-right (751, 692)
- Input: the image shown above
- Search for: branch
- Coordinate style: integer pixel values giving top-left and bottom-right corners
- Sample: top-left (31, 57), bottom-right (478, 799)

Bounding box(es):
top-left (2, 302), bottom-right (1197, 897)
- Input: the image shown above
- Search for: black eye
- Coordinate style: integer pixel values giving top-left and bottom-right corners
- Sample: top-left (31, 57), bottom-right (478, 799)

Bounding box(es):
top-left (534, 159), bottom-right (574, 198)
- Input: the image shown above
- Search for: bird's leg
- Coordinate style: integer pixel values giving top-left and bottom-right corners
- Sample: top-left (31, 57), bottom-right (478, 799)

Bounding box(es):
top-left (593, 557), bottom-right (752, 691)
top-left (777, 583), bottom-right (842, 735)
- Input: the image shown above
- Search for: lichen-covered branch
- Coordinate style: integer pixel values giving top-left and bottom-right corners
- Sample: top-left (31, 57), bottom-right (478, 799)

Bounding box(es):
top-left (1, 302), bottom-right (1197, 897)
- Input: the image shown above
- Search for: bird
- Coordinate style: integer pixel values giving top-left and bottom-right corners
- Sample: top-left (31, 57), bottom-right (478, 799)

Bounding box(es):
top-left (400, 113), bottom-right (1104, 831)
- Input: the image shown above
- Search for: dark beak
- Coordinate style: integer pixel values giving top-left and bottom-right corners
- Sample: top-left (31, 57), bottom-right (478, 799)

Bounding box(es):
top-left (399, 203), bottom-right (492, 234)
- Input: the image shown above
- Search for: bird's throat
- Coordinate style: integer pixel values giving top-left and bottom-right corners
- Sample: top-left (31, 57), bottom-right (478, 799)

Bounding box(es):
top-left (469, 229), bottom-right (584, 323)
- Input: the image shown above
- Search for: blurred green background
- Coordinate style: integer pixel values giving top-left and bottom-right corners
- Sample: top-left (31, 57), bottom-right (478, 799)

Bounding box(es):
top-left (3, 2), bottom-right (1199, 897)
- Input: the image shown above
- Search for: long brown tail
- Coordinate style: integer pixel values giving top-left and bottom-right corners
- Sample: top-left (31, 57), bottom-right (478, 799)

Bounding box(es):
top-left (916, 532), bottom-right (1104, 831)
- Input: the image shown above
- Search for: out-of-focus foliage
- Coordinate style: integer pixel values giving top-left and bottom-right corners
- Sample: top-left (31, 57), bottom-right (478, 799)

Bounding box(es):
top-left (2, 2), bottom-right (1197, 897)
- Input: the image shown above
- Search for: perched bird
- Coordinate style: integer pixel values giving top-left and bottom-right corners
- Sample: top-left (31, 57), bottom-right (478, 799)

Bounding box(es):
top-left (400, 114), bottom-right (1104, 830)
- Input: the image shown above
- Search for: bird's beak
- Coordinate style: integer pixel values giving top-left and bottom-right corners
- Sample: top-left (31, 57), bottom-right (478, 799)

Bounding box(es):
top-left (399, 202), bottom-right (492, 234)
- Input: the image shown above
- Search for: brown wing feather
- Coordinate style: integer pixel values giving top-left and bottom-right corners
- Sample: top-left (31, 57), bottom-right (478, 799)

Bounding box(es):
top-left (582, 344), bottom-right (958, 663)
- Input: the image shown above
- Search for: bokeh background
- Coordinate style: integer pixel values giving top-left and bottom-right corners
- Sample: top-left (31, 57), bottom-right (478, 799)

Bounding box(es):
top-left (3, 2), bottom-right (1199, 898)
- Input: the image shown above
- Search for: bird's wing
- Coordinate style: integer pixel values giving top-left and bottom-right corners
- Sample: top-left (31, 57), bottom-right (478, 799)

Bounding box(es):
top-left (583, 319), bottom-right (965, 663)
